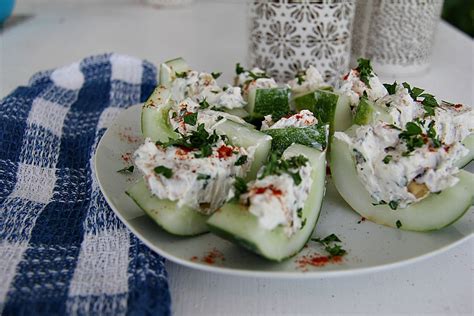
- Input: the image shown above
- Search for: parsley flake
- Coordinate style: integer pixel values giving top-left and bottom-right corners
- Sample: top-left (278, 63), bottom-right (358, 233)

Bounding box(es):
top-left (312, 233), bottom-right (347, 258)
top-left (234, 155), bottom-right (248, 166)
top-left (183, 112), bottom-right (198, 126)
top-left (175, 71), bottom-right (187, 79)
top-left (356, 58), bottom-right (374, 88)
top-left (199, 98), bottom-right (211, 109)
top-left (396, 220), bottom-right (402, 229)
top-left (383, 81), bottom-right (397, 95)
top-left (235, 63), bottom-right (245, 75)
top-left (154, 165), bottom-right (173, 178)
top-left (382, 155), bottom-right (392, 164)
top-left (388, 200), bottom-right (399, 210)
top-left (197, 173), bottom-right (211, 180)
top-left (117, 165), bottom-right (134, 173)
top-left (211, 72), bottom-right (222, 79)
top-left (232, 176), bottom-right (248, 201)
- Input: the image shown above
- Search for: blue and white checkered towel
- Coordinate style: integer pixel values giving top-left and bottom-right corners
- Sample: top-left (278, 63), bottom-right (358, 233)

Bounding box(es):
top-left (0, 54), bottom-right (171, 315)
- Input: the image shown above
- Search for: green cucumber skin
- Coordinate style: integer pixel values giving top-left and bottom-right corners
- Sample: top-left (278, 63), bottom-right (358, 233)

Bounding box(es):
top-left (353, 98), bottom-right (374, 126)
top-left (159, 57), bottom-right (190, 86)
top-left (330, 127), bottom-right (474, 232)
top-left (263, 124), bottom-right (329, 156)
top-left (294, 90), bottom-right (352, 137)
top-left (207, 144), bottom-right (327, 261)
top-left (248, 87), bottom-right (291, 120)
top-left (126, 180), bottom-right (209, 236)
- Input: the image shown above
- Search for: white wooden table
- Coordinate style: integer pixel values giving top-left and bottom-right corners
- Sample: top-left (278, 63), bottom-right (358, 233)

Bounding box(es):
top-left (1, 1), bottom-right (472, 315)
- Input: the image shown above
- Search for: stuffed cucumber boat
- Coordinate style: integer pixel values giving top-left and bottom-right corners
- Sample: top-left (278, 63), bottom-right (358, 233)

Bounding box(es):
top-left (207, 144), bottom-right (327, 261)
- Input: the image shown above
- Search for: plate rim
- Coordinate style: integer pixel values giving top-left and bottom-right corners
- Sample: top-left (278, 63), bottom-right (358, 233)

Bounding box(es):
top-left (94, 104), bottom-right (473, 279)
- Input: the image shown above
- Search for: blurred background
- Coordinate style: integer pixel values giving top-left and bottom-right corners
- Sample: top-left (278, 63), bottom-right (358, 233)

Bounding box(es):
top-left (441, 0), bottom-right (474, 37)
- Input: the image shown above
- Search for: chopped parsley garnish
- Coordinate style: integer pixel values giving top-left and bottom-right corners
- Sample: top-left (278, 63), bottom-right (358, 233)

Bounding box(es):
top-left (382, 155), bottom-right (392, 164)
top-left (373, 200), bottom-right (400, 210)
top-left (234, 63), bottom-right (269, 83)
top-left (197, 173), bottom-right (211, 180)
top-left (117, 165), bottom-right (134, 173)
top-left (199, 98), bottom-right (211, 109)
top-left (296, 208), bottom-right (303, 219)
top-left (175, 71), bottom-right (187, 78)
top-left (312, 233), bottom-right (347, 257)
top-left (398, 121), bottom-right (425, 154)
top-left (156, 123), bottom-right (219, 158)
top-left (235, 63), bottom-right (245, 75)
top-left (397, 119), bottom-right (442, 155)
top-left (211, 72), bottom-right (222, 79)
top-left (183, 112), bottom-right (198, 126)
top-left (356, 58), bottom-right (373, 88)
top-left (402, 82), bottom-right (439, 116)
top-left (258, 154), bottom-right (308, 185)
top-left (154, 165), bottom-right (173, 178)
top-left (232, 176), bottom-right (248, 200)
top-left (383, 81), bottom-right (397, 95)
top-left (396, 220), bottom-right (402, 229)
top-left (234, 155), bottom-right (248, 166)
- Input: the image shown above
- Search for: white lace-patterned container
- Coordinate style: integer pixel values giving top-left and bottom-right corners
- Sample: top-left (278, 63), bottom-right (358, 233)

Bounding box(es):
top-left (247, 0), bottom-right (356, 85)
top-left (351, 0), bottom-right (444, 76)
top-left (143, 0), bottom-right (193, 7)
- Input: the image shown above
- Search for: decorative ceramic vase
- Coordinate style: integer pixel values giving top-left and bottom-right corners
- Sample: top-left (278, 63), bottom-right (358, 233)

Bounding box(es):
top-left (248, 0), bottom-right (356, 85)
top-left (351, 0), bottom-right (444, 76)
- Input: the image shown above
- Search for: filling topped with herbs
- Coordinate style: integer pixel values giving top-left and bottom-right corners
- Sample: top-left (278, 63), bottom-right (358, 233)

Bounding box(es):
top-left (228, 154), bottom-right (313, 237)
top-left (134, 124), bottom-right (254, 214)
top-left (335, 120), bottom-right (468, 209)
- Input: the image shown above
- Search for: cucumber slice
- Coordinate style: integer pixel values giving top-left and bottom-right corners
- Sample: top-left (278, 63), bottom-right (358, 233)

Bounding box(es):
top-left (353, 98), bottom-right (393, 125)
top-left (246, 87), bottom-right (290, 120)
top-left (222, 107), bottom-right (249, 118)
top-left (159, 57), bottom-right (191, 86)
top-left (141, 85), bottom-right (179, 142)
top-left (263, 124), bottom-right (329, 156)
top-left (457, 134), bottom-right (474, 168)
top-left (126, 180), bottom-right (209, 236)
top-left (214, 120), bottom-right (272, 180)
top-left (294, 89), bottom-right (352, 136)
top-left (207, 144), bottom-right (326, 261)
top-left (330, 127), bottom-right (474, 231)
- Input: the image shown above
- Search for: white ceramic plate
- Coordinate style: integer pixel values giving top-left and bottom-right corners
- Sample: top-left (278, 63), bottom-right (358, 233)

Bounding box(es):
top-left (95, 104), bottom-right (473, 278)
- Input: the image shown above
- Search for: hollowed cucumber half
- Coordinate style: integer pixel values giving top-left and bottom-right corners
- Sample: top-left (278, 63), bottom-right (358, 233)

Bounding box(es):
top-left (207, 144), bottom-right (327, 261)
top-left (159, 57), bottom-right (191, 86)
top-left (330, 127), bottom-right (474, 231)
top-left (127, 120), bottom-right (271, 236)
top-left (141, 85), bottom-right (179, 143)
top-left (126, 180), bottom-right (209, 236)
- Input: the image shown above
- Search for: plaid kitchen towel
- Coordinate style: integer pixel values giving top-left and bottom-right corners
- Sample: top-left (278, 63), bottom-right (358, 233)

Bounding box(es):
top-left (0, 54), bottom-right (171, 315)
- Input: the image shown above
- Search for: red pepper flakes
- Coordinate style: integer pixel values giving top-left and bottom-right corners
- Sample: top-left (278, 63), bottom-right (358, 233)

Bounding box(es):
top-left (118, 127), bottom-right (141, 144)
top-left (357, 217), bottom-right (366, 224)
top-left (121, 152), bottom-right (132, 163)
top-left (253, 185), bottom-right (282, 196)
top-left (454, 104), bottom-right (463, 109)
top-left (342, 72), bottom-right (349, 80)
top-left (295, 253), bottom-right (344, 271)
top-left (190, 248), bottom-right (225, 265)
top-left (217, 145), bottom-right (234, 159)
